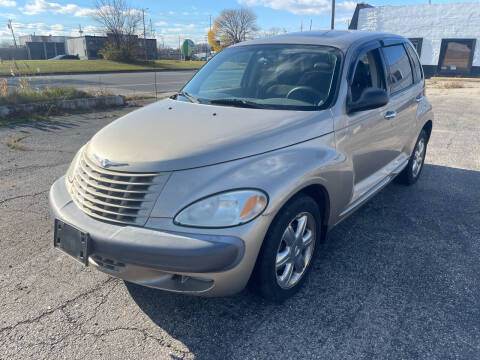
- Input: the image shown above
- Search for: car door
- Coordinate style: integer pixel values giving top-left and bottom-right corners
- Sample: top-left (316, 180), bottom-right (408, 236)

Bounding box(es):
top-left (335, 43), bottom-right (399, 206)
top-left (381, 42), bottom-right (418, 158)
top-left (344, 45), bottom-right (396, 182)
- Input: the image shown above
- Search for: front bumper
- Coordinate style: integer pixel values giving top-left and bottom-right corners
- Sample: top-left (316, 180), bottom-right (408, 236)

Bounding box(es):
top-left (49, 177), bottom-right (249, 295)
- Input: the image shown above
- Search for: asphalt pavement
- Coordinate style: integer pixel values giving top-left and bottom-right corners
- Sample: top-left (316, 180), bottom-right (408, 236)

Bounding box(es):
top-left (0, 87), bottom-right (479, 359)
top-left (5, 70), bottom-right (197, 96)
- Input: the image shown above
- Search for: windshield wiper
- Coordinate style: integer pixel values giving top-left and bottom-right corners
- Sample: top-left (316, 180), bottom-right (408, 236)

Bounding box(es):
top-left (175, 91), bottom-right (199, 103)
top-left (209, 98), bottom-right (266, 109)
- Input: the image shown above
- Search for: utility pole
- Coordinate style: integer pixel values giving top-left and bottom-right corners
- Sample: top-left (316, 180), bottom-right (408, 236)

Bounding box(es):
top-left (300, 21), bottom-right (303, 32)
top-left (310, 19), bottom-right (312, 31)
top-left (142, 9), bottom-right (148, 61)
top-left (209, 15), bottom-right (212, 31)
top-left (78, 24), bottom-right (83, 36)
top-left (7, 19), bottom-right (17, 48)
top-left (331, 0), bottom-right (335, 30)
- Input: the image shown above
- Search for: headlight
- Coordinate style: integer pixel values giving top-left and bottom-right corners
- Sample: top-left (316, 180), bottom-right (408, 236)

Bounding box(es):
top-left (66, 145), bottom-right (84, 184)
top-left (174, 189), bottom-right (268, 228)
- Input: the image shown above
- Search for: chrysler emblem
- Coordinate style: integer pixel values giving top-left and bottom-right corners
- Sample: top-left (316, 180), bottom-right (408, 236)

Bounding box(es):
top-left (93, 154), bottom-right (128, 168)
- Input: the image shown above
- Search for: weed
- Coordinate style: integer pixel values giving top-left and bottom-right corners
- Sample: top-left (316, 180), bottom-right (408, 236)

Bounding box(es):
top-left (0, 87), bottom-right (91, 106)
top-left (439, 81), bottom-right (465, 89)
top-left (96, 113), bottom-right (118, 119)
top-left (4, 135), bottom-right (29, 150)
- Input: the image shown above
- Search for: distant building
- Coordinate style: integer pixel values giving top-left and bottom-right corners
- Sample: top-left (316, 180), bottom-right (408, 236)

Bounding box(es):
top-left (66, 36), bottom-right (108, 59)
top-left (17, 35), bottom-right (71, 60)
top-left (18, 35), bottom-right (70, 46)
top-left (0, 34), bottom-right (158, 61)
top-left (0, 47), bottom-right (28, 60)
top-left (66, 35), bottom-right (158, 60)
top-left (349, 2), bottom-right (480, 77)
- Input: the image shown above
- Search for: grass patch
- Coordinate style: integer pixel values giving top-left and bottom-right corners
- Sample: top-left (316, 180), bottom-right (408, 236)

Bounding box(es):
top-left (0, 82), bottom-right (120, 126)
top-left (439, 81), bottom-right (465, 89)
top-left (0, 87), bottom-right (90, 106)
top-left (4, 135), bottom-right (29, 150)
top-left (124, 94), bottom-right (156, 101)
top-left (0, 59), bottom-right (205, 76)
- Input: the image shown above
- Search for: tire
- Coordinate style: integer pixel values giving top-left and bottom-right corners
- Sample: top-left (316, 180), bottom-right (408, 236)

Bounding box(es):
top-left (396, 129), bottom-right (428, 185)
top-left (251, 194), bottom-right (322, 303)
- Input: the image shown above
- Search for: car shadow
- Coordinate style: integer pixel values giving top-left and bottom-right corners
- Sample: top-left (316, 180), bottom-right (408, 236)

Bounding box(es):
top-left (126, 163), bottom-right (480, 359)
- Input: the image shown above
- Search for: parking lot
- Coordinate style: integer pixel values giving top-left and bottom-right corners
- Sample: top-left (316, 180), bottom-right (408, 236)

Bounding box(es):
top-left (0, 84), bottom-right (479, 359)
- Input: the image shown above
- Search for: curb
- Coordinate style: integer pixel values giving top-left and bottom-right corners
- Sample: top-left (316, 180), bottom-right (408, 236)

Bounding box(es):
top-left (0, 95), bottom-right (126, 119)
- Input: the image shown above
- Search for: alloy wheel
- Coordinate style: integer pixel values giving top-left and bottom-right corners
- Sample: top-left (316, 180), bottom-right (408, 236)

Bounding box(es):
top-left (275, 212), bottom-right (316, 289)
top-left (412, 137), bottom-right (426, 178)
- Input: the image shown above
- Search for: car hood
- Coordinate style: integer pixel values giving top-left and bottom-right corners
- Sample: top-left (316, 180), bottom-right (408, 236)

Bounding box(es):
top-left (86, 98), bottom-right (333, 172)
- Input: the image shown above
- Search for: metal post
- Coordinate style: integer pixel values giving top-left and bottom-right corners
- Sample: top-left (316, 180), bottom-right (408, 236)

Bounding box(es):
top-left (154, 71), bottom-right (158, 100)
top-left (142, 9), bottom-right (148, 61)
top-left (331, 0), bottom-right (336, 30)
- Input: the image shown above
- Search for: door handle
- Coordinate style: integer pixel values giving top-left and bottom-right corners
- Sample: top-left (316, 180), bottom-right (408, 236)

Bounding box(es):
top-left (384, 111), bottom-right (397, 120)
top-left (415, 95), bottom-right (424, 102)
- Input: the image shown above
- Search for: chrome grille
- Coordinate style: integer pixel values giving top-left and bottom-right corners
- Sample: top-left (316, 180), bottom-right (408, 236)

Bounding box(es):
top-left (70, 152), bottom-right (169, 226)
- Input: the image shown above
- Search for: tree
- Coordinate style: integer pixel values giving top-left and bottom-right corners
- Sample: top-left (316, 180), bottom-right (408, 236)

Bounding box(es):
top-left (91, 0), bottom-right (142, 62)
top-left (261, 27), bottom-right (286, 38)
top-left (208, 28), bottom-right (225, 53)
top-left (209, 8), bottom-right (258, 51)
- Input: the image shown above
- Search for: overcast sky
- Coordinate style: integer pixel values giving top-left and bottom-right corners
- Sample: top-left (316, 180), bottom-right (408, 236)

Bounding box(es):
top-left (0, 0), bottom-right (477, 47)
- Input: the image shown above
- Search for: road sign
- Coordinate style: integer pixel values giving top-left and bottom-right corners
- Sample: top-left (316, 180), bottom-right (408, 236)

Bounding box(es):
top-left (182, 39), bottom-right (195, 59)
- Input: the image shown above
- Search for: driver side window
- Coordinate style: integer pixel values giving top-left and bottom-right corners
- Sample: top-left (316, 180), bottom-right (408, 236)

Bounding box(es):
top-left (351, 49), bottom-right (385, 102)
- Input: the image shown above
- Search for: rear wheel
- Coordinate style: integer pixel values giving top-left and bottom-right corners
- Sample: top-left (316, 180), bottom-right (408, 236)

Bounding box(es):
top-left (396, 129), bottom-right (428, 185)
top-left (251, 194), bottom-right (321, 302)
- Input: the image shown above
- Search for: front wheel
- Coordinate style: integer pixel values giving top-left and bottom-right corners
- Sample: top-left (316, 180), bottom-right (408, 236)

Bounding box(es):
top-left (396, 129), bottom-right (428, 185)
top-left (251, 194), bottom-right (321, 302)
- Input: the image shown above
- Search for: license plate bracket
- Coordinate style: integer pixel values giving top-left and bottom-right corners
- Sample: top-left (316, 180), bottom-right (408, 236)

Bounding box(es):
top-left (54, 219), bottom-right (90, 266)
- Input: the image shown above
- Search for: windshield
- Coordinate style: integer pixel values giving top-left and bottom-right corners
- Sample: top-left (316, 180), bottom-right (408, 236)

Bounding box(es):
top-left (180, 44), bottom-right (342, 110)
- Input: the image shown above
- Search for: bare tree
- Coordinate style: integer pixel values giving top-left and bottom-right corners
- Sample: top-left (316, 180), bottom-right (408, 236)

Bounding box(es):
top-left (92, 0), bottom-right (142, 60)
top-left (261, 27), bottom-right (284, 38)
top-left (214, 8), bottom-right (258, 46)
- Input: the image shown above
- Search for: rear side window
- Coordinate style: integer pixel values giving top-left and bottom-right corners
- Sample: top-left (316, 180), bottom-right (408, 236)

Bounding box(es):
top-left (406, 43), bottom-right (423, 83)
top-left (382, 45), bottom-right (414, 94)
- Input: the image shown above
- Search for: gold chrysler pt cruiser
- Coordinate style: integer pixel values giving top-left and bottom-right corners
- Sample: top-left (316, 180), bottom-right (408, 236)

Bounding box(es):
top-left (50, 30), bottom-right (433, 302)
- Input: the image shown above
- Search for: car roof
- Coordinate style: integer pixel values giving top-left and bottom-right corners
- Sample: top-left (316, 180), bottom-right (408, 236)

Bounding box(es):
top-left (234, 30), bottom-right (406, 52)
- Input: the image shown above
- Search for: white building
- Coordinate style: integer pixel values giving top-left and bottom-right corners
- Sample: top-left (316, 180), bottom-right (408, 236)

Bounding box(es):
top-left (349, 2), bottom-right (480, 77)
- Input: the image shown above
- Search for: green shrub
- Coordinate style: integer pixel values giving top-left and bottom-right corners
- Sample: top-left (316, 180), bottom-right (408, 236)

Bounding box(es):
top-left (99, 43), bottom-right (138, 63)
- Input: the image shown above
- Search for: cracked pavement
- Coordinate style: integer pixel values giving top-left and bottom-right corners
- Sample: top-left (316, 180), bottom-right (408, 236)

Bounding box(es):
top-left (1, 87), bottom-right (479, 359)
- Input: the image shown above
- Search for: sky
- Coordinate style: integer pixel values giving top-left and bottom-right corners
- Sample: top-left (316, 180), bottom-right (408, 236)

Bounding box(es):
top-left (0, 0), bottom-right (478, 47)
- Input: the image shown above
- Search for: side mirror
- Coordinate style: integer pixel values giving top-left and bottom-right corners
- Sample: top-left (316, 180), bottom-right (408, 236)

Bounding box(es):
top-left (347, 87), bottom-right (389, 113)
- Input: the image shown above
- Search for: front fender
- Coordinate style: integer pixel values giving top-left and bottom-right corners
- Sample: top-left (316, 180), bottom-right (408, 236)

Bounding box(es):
top-left (150, 133), bottom-right (353, 230)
